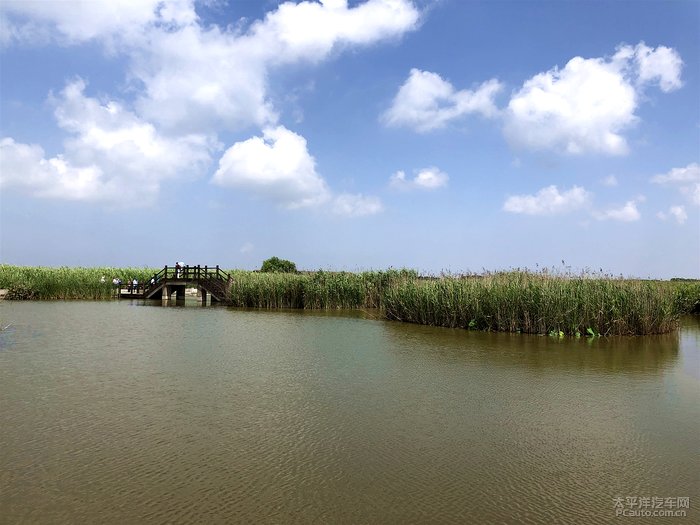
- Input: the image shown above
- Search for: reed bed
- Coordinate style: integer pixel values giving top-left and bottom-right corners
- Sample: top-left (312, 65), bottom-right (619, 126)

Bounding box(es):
top-left (227, 269), bottom-right (415, 309)
top-left (382, 272), bottom-right (682, 336)
top-left (672, 281), bottom-right (700, 315)
top-left (1, 265), bottom-right (696, 335)
top-left (0, 265), bottom-right (157, 300)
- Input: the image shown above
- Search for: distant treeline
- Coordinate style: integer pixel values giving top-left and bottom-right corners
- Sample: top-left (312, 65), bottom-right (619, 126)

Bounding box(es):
top-left (1, 265), bottom-right (698, 336)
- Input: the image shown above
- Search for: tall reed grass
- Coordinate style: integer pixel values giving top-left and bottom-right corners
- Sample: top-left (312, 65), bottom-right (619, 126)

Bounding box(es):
top-left (227, 269), bottom-right (415, 309)
top-left (1, 264), bottom-right (696, 335)
top-left (0, 265), bottom-right (157, 300)
top-left (382, 271), bottom-right (682, 336)
top-left (672, 281), bottom-right (700, 315)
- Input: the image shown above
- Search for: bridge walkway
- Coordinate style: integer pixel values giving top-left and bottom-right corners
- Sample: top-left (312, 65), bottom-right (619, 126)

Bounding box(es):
top-left (116, 265), bottom-right (232, 303)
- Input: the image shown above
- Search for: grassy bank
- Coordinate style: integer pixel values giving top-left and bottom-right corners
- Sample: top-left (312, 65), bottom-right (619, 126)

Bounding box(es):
top-left (1, 265), bottom-right (697, 335)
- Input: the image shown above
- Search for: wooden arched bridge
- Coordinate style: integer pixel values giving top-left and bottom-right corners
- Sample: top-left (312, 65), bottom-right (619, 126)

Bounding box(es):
top-left (116, 265), bottom-right (232, 304)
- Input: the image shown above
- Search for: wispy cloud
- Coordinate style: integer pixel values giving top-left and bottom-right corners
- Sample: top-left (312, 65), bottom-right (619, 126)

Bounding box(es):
top-left (657, 205), bottom-right (688, 225)
top-left (594, 200), bottom-right (642, 222)
top-left (332, 193), bottom-right (383, 217)
top-left (651, 162), bottom-right (700, 184)
top-left (390, 167), bottom-right (449, 190)
top-left (651, 162), bottom-right (700, 207)
top-left (382, 69), bottom-right (502, 132)
top-left (503, 185), bottom-right (590, 215)
top-left (601, 175), bottom-right (618, 187)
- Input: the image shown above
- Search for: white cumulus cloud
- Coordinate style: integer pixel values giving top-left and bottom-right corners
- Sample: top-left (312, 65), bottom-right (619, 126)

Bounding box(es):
top-left (651, 162), bottom-right (700, 184)
top-left (212, 126), bottom-right (331, 209)
top-left (626, 42), bottom-right (684, 92)
top-left (390, 167), bottom-right (448, 190)
top-left (503, 185), bottom-right (590, 215)
top-left (250, 0), bottom-right (421, 65)
top-left (651, 162), bottom-right (700, 207)
top-left (382, 69), bottom-right (502, 132)
top-left (1, 1), bottom-right (416, 207)
top-left (0, 137), bottom-right (103, 200)
top-left (212, 126), bottom-right (383, 217)
top-left (0, 79), bottom-right (214, 205)
top-left (383, 42), bottom-right (682, 156)
top-left (0, 0), bottom-right (180, 45)
top-left (139, 0), bottom-right (418, 132)
top-left (33, 0), bottom-right (418, 133)
top-left (504, 42), bottom-right (683, 155)
top-left (594, 200), bottom-right (642, 222)
top-left (669, 205), bottom-right (687, 224)
top-left (130, 24), bottom-right (278, 133)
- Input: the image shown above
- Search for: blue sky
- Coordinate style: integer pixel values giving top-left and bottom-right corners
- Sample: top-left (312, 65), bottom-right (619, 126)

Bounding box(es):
top-left (1, 0), bottom-right (698, 278)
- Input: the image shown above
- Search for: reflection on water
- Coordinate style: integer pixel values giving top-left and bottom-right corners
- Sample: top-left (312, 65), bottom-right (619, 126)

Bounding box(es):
top-left (0, 301), bottom-right (698, 524)
top-left (382, 320), bottom-right (682, 376)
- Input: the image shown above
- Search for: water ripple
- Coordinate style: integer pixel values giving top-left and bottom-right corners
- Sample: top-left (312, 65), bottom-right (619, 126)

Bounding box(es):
top-left (0, 302), bottom-right (698, 524)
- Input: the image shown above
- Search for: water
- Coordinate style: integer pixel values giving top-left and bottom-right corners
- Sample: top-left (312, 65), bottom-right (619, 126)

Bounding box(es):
top-left (1, 301), bottom-right (698, 524)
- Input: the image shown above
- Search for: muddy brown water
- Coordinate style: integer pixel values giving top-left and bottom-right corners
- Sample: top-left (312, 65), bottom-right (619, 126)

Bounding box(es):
top-left (1, 301), bottom-right (698, 524)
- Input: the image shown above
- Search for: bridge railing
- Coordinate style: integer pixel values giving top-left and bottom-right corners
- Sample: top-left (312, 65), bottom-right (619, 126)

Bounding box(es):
top-left (114, 281), bottom-right (149, 296)
top-left (114, 265), bottom-right (231, 298)
top-left (162, 265), bottom-right (230, 281)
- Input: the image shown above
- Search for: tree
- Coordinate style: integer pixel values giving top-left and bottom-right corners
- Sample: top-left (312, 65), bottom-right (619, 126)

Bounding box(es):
top-left (260, 256), bottom-right (297, 273)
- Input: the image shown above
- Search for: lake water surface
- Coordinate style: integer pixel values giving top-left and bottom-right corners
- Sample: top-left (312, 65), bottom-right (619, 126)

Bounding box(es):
top-left (1, 301), bottom-right (698, 524)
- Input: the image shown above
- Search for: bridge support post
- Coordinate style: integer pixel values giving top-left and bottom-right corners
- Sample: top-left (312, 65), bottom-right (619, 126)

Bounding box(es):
top-left (115, 264), bottom-right (231, 305)
top-left (162, 284), bottom-right (185, 301)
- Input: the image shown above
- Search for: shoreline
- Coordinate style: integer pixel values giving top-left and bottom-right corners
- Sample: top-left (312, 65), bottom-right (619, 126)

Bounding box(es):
top-left (1, 265), bottom-right (698, 336)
